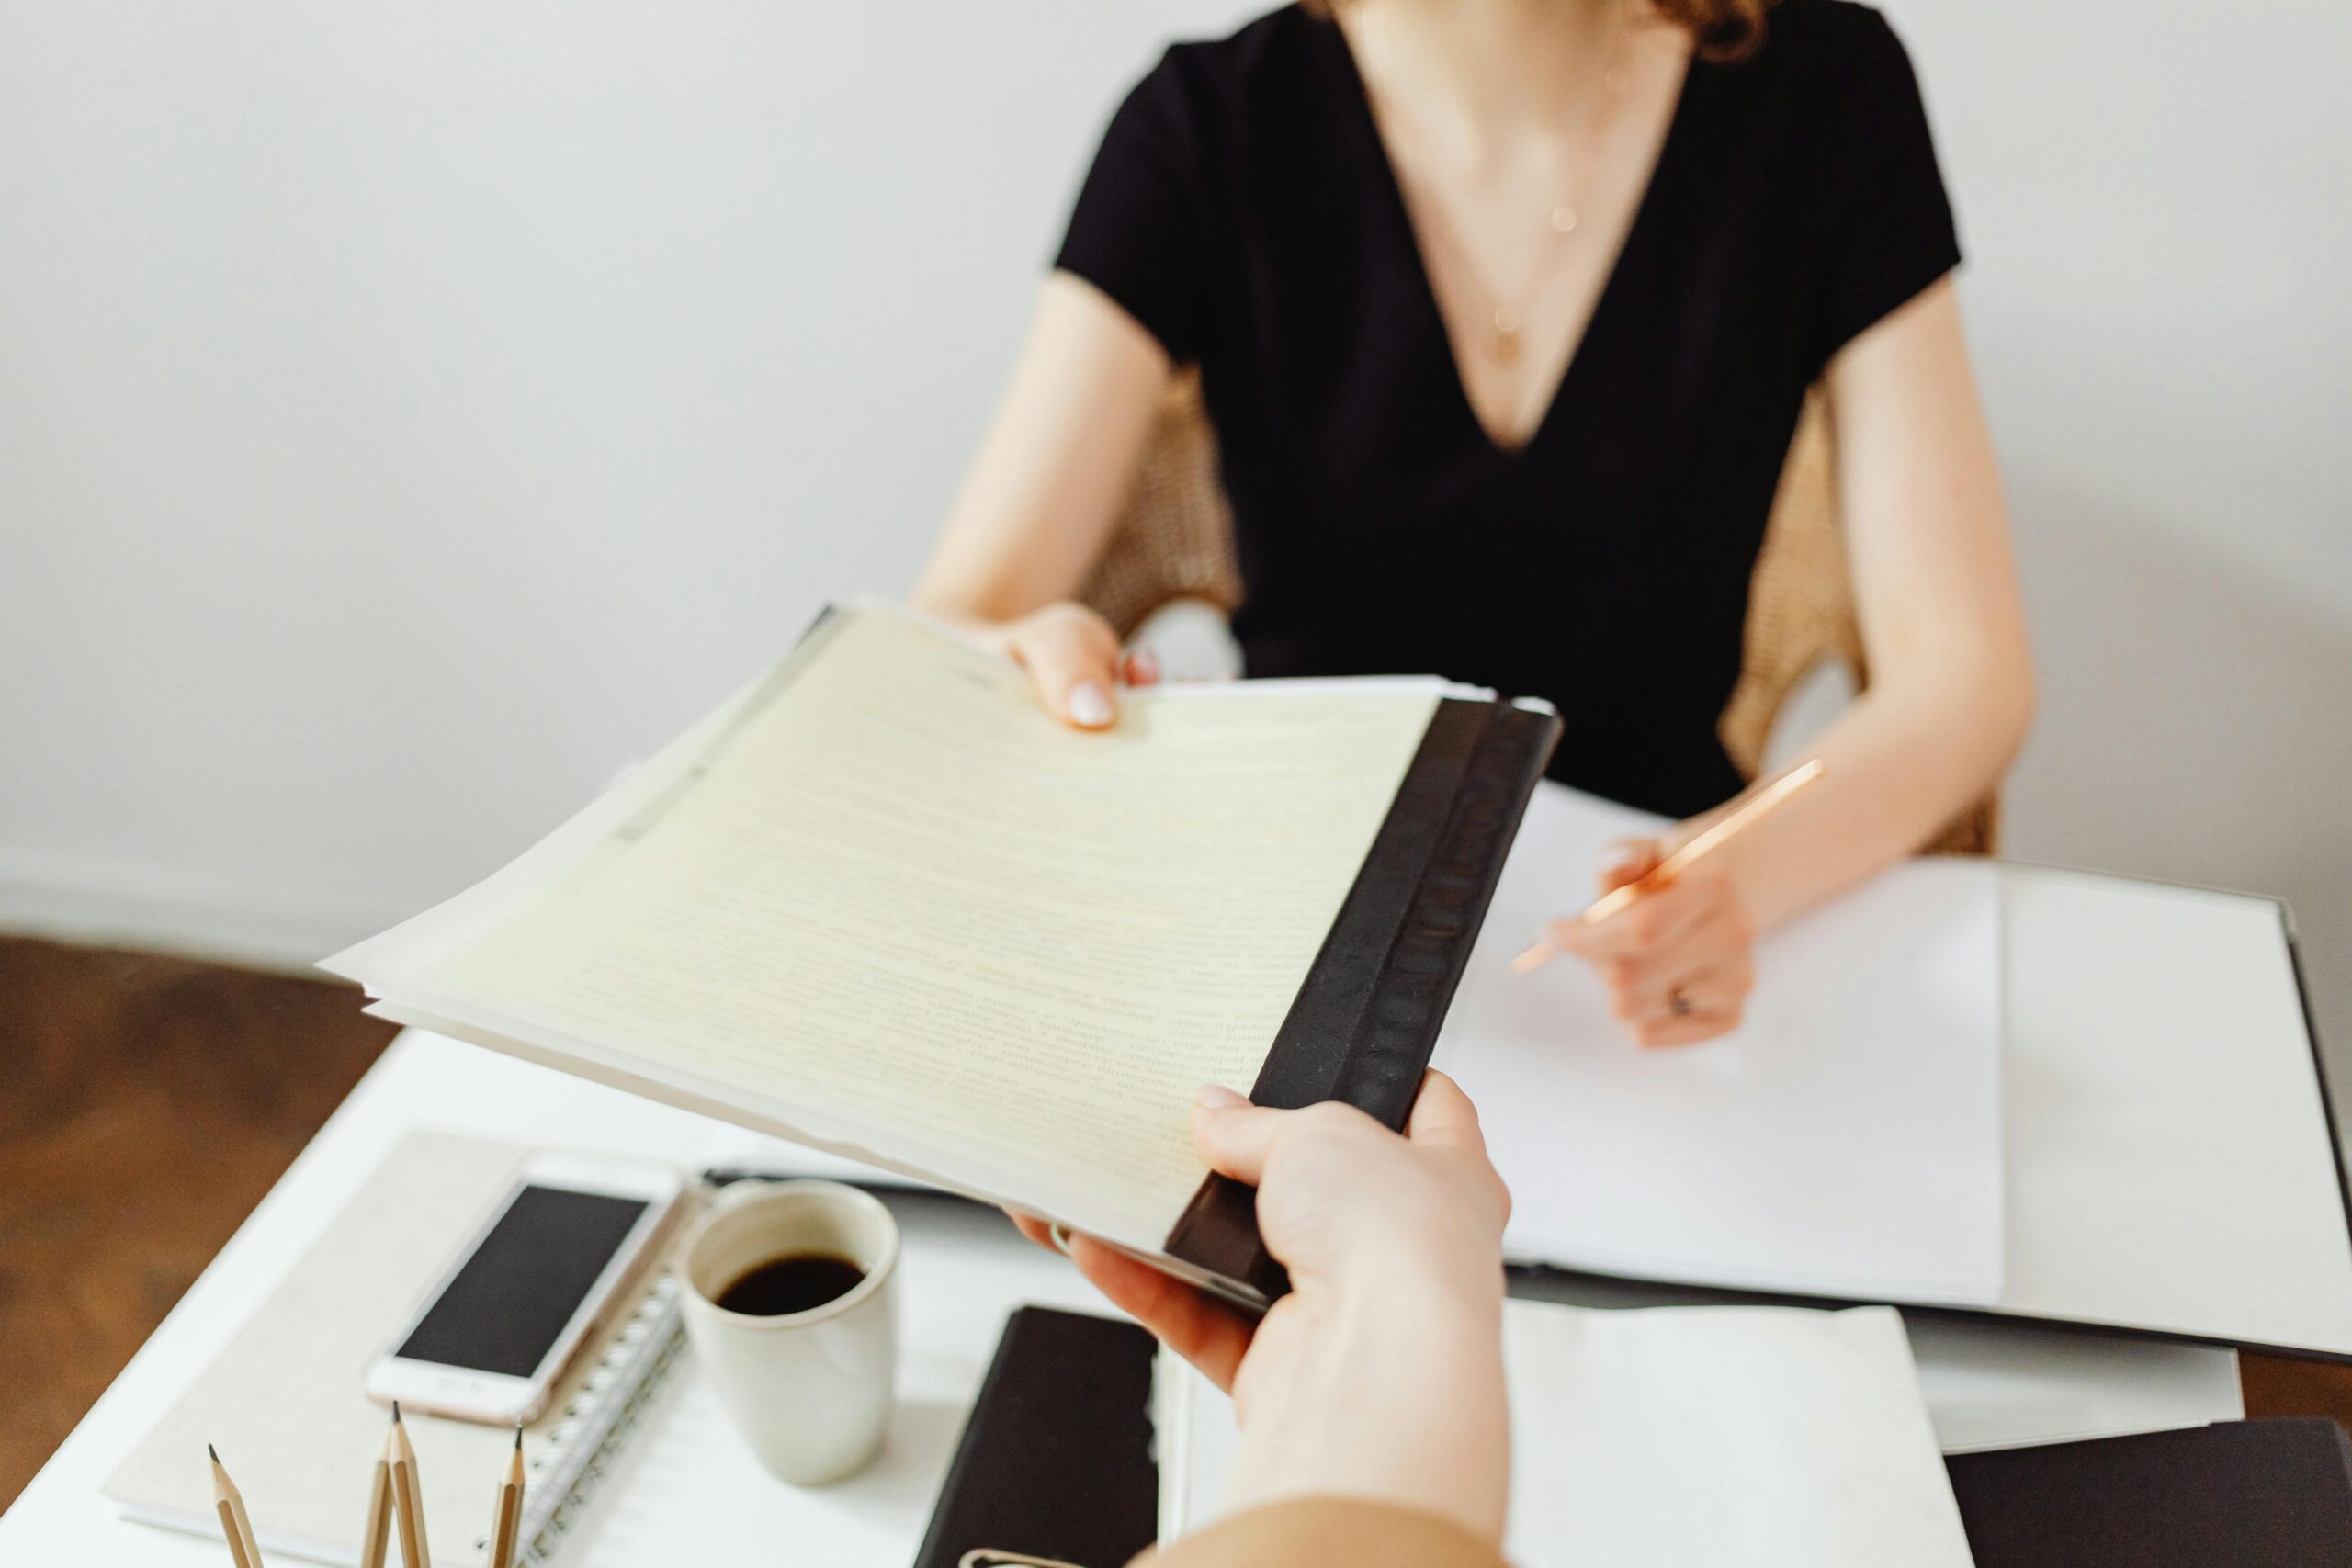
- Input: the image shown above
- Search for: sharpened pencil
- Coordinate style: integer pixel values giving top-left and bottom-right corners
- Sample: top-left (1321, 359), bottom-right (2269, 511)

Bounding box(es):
top-left (388, 1403), bottom-right (433, 1568)
top-left (209, 1444), bottom-right (266, 1568)
top-left (487, 1425), bottom-right (526, 1568)
top-left (359, 1415), bottom-right (395, 1568)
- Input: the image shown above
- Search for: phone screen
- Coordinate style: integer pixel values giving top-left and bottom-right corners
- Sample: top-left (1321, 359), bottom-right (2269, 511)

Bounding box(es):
top-left (396, 1185), bottom-right (650, 1378)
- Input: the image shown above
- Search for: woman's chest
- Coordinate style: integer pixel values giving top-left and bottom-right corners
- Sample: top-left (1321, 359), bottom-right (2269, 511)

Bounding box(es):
top-left (1204, 89), bottom-right (1817, 530)
top-left (1199, 224), bottom-right (1811, 592)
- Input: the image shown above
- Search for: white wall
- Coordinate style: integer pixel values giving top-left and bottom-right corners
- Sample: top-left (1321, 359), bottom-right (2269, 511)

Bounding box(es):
top-left (1895, 0), bottom-right (2352, 1075)
top-left (0, 0), bottom-right (1259, 956)
top-left (3, 3), bottom-right (2347, 1075)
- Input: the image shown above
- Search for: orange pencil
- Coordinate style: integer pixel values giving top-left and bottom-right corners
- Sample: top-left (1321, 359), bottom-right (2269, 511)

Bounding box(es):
top-left (1511, 757), bottom-right (1826, 975)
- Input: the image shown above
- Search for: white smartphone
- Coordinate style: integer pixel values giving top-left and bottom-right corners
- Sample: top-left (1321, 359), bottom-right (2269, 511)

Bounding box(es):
top-left (366, 1150), bottom-right (686, 1425)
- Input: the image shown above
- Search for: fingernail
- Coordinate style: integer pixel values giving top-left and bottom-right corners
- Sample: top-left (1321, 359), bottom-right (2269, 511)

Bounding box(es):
top-left (1193, 1083), bottom-right (1247, 1110)
top-left (1069, 682), bottom-right (1114, 728)
top-left (1128, 648), bottom-right (1160, 683)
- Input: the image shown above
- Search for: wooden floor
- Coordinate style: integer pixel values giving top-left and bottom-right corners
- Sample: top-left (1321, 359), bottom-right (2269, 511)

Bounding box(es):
top-left (0, 937), bottom-right (396, 1511)
top-left (1, 933), bottom-right (2349, 1517)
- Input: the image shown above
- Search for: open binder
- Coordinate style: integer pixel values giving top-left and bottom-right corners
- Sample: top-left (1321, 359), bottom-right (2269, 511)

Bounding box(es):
top-left (1484, 866), bottom-right (2352, 1364)
top-left (327, 604), bottom-right (1557, 1307)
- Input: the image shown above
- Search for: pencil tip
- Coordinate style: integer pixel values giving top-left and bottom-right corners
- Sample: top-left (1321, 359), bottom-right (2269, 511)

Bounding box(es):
top-left (390, 1401), bottom-right (402, 1425)
top-left (514, 1423), bottom-right (524, 1450)
top-left (209, 1443), bottom-right (220, 1463)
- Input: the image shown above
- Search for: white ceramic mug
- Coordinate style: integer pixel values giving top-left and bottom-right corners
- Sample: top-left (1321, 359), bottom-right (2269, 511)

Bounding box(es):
top-left (678, 1179), bottom-right (899, 1485)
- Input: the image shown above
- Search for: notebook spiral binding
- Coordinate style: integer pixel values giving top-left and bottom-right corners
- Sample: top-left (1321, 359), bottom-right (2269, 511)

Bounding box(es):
top-left (465, 1273), bottom-right (689, 1566)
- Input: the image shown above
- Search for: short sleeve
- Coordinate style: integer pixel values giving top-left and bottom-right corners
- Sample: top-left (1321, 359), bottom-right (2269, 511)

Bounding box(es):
top-left (1803, 11), bottom-right (1962, 372)
top-left (1054, 51), bottom-right (1219, 366)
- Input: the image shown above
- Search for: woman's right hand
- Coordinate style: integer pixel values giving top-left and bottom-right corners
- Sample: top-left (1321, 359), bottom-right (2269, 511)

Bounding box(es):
top-left (981, 602), bottom-right (1159, 729)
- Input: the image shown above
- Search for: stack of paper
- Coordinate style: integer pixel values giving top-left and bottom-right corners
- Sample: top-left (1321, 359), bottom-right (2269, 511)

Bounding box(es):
top-left (1160, 1299), bottom-right (1978, 1567)
top-left (324, 604), bottom-right (1553, 1301)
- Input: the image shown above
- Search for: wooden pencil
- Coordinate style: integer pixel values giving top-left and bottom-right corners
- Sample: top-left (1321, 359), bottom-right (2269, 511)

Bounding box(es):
top-left (1511, 757), bottom-right (1828, 974)
top-left (388, 1403), bottom-right (433, 1568)
top-left (208, 1444), bottom-right (266, 1568)
top-left (359, 1416), bottom-right (395, 1568)
top-left (487, 1425), bottom-right (526, 1568)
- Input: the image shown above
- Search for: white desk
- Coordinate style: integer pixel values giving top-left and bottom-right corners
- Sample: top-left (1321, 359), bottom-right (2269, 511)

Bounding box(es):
top-left (1, 1025), bottom-right (2246, 1564)
top-left (0, 1031), bottom-right (1109, 1565)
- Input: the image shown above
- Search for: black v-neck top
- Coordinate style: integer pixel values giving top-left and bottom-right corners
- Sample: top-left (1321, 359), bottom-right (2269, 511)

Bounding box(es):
top-left (1055, 0), bottom-right (1960, 817)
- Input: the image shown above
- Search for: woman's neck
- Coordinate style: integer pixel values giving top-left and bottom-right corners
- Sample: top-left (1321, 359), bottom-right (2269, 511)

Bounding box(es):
top-left (1341, 0), bottom-right (1633, 160)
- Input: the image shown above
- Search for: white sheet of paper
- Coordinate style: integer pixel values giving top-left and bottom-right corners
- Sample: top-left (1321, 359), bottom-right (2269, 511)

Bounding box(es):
top-left (1164, 1301), bottom-right (1975, 1568)
top-left (1437, 782), bottom-right (2006, 1304)
top-left (1500, 1267), bottom-right (2245, 1455)
top-left (1902, 1313), bottom-right (2241, 1453)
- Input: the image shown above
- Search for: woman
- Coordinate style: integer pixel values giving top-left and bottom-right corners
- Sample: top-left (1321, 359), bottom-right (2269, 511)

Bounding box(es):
top-left (916, 0), bottom-right (2031, 1045)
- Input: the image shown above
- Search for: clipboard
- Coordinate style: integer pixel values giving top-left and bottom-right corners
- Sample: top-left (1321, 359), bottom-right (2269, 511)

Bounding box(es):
top-left (329, 604), bottom-right (1560, 1314)
top-left (1165, 692), bottom-right (1557, 1302)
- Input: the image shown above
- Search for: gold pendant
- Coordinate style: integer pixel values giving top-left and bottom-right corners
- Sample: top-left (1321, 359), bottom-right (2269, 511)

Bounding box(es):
top-left (1492, 305), bottom-right (1522, 363)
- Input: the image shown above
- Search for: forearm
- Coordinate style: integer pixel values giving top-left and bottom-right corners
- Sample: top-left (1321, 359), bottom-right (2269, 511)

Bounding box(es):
top-left (1706, 651), bottom-right (2031, 931)
top-left (1708, 278), bottom-right (2032, 931)
top-left (912, 274), bottom-right (1170, 625)
top-left (1140, 1498), bottom-right (1509, 1568)
top-left (1224, 1290), bottom-right (1510, 1543)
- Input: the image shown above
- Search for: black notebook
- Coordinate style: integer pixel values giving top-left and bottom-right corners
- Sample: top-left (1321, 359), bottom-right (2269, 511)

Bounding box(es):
top-left (327, 604), bottom-right (1558, 1309)
top-left (912, 1306), bottom-right (1161, 1568)
top-left (1946, 1418), bottom-right (2352, 1568)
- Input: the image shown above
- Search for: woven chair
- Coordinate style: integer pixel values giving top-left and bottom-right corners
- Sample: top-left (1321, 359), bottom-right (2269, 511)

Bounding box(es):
top-left (1078, 371), bottom-right (1998, 856)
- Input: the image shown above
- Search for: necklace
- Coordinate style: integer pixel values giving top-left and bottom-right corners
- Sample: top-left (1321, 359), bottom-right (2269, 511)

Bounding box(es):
top-left (1361, 1), bottom-right (1640, 364)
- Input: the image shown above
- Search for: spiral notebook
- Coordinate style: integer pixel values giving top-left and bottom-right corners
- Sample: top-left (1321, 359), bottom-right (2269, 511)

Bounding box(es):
top-left (105, 1132), bottom-right (691, 1567)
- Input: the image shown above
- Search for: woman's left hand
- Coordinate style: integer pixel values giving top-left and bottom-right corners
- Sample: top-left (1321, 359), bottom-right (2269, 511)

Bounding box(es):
top-left (1545, 838), bottom-right (1755, 1047)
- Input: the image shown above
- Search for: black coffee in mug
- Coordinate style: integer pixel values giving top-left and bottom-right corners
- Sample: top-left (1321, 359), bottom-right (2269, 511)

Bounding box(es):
top-left (715, 1251), bottom-right (866, 1315)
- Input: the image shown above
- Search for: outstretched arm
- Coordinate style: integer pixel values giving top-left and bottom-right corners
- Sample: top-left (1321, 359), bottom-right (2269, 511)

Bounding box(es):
top-left (912, 271), bottom-right (1174, 725)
